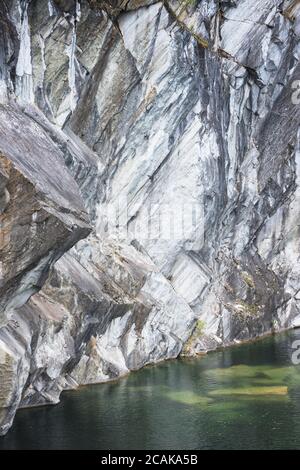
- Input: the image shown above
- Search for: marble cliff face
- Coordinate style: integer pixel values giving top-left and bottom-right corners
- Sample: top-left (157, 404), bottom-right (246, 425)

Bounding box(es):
top-left (0, 0), bottom-right (300, 434)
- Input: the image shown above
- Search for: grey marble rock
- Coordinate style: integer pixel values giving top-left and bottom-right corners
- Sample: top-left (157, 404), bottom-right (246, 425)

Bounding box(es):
top-left (0, 103), bottom-right (90, 324)
top-left (0, 0), bottom-right (300, 434)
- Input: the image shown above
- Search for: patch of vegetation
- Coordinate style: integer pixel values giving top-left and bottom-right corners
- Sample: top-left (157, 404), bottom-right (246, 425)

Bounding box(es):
top-left (241, 271), bottom-right (255, 289)
top-left (195, 318), bottom-right (206, 336)
top-left (182, 318), bottom-right (206, 355)
top-left (235, 300), bottom-right (260, 317)
top-left (183, 0), bottom-right (198, 8)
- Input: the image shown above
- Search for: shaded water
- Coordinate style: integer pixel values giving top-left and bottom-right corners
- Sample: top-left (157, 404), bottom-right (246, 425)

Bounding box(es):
top-left (1, 329), bottom-right (300, 450)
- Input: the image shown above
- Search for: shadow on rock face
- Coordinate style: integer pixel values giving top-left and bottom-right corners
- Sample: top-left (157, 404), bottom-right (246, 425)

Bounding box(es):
top-left (53, 0), bottom-right (76, 13)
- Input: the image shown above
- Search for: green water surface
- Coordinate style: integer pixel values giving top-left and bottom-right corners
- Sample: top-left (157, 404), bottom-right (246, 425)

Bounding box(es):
top-left (1, 329), bottom-right (300, 449)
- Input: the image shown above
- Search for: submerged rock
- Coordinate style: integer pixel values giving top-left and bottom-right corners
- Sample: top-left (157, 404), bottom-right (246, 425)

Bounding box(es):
top-left (0, 0), bottom-right (300, 434)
